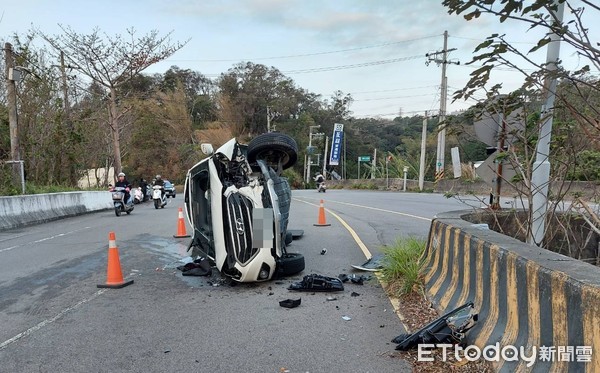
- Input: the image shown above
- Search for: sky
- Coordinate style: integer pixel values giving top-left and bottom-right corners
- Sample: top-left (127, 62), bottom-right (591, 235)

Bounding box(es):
top-left (1, 0), bottom-right (598, 119)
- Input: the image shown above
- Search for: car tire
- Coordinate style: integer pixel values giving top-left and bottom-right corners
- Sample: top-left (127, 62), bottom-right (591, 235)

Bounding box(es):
top-left (277, 252), bottom-right (305, 277)
top-left (247, 132), bottom-right (298, 170)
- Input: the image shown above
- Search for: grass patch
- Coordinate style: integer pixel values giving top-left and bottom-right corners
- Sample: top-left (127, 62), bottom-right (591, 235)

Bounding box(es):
top-left (380, 236), bottom-right (426, 296)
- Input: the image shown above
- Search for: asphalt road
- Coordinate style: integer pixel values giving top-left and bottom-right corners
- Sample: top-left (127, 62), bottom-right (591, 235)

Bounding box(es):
top-left (0, 190), bottom-right (472, 373)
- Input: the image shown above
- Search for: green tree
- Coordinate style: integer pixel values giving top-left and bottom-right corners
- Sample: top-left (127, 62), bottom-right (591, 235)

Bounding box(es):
top-left (160, 66), bottom-right (217, 128)
top-left (217, 62), bottom-right (311, 137)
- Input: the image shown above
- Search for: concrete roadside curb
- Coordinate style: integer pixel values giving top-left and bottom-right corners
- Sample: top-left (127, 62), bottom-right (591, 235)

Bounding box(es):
top-left (421, 210), bottom-right (600, 372)
top-left (0, 191), bottom-right (112, 231)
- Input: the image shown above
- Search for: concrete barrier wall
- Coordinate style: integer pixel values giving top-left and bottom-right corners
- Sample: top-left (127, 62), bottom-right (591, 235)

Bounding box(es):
top-left (0, 191), bottom-right (112, 231)
top-left (422, 211), bottom-right (600, 373)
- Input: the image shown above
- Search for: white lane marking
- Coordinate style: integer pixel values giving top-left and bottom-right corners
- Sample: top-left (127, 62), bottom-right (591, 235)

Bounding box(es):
top-left (327, 199), bottom-right (432, 221)
top-left (0, 271), bottom-right (140, 350)
top-left (0, 227), bottom-right (92, 253)
top-left (294, 197), bottom-right (432, 222)
top-left (0, 289), bottom-right (107, 351)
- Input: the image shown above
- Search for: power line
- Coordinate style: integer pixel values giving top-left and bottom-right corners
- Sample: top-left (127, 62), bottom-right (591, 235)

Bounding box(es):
top-left (163, 35), bottom-right (441, 63)
top-left (281, 55), bottom-right (423, 74)
top-left (353, 108), bottom-right (431, 118)
top-left (354, 93), bottom-right (434, 102)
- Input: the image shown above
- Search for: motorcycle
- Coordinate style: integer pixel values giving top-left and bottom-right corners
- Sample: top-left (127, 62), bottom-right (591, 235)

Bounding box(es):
top-left (152, 185), bottom-right (168, 209)
top-left (111, 186), bottom-right (134, 216)
top-left (133, 187), bottom-right (144, 204)
top-left (317, 181), bottom-right (327, 193)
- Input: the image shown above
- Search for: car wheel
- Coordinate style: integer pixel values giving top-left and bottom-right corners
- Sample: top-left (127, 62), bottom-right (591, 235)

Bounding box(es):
top-left (277, 252), bottom-right (305, 277)
top-left (247, 132), bottom-right (298, 170)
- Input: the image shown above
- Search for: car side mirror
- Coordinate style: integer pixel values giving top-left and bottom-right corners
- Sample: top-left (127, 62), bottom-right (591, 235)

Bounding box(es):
top-left (201, 143), bottom-right (214, 155)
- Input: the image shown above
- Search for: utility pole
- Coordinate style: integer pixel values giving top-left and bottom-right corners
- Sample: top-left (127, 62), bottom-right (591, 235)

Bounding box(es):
top-left (529, 1), bottom-right (565, 247)
top-left (4, 42), bottom-right (22, 189)
top-left (371, 148), bottom-right (377, 179)
top-left (267, 106), bottom-right (271, 132)
top-left (267, 106), bottom-right (278, 132)
top-left (419, 112), bottom-right (428, 191)
top-left (426, 31), bottom-right (459, 182)
top-left (306, 125), bottom-right (322, 183)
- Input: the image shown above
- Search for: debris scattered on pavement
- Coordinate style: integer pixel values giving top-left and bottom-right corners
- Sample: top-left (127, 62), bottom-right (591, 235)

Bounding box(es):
top-left (351, 291), bottom-right (360, 297)
top-left (342, 315), bottom-right (352, 321)
top-left (392, 302), bottom-right (478, 351)
top-left (350, 274), bottom-right (371, 285)
top-left (288, 274), bottom-right (344, 292)
top-left (326, 296), bottom-right (337, 301)
top-left (320, 248), bottom-right (327, 255)
top-left (279, 298), bottom-right (301, 308)
top-left (178, 257), bottom-right (212, 276)
top-left (338, 273), bottom-right (349, 282)
top-left (351, 254), bottom-right (384, 272)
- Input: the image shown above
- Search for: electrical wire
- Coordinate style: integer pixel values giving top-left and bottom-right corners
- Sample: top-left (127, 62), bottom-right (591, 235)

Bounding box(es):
top-left (163, 34), bottom-right (441, 63)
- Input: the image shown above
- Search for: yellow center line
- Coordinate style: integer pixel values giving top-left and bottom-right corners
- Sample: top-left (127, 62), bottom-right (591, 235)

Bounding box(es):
top-left (293, 198), bottom-right (413, 334)
top-left (295, 198), bottom-right (371, 259)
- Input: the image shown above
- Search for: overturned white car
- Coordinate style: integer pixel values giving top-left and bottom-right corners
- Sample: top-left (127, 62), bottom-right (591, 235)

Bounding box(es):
top-left (183, 132), bottom-right (305, 282)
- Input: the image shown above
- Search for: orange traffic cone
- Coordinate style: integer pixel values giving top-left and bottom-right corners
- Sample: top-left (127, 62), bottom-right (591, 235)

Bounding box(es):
top-left (173, 207), bottom-right (191, 238)
top-left (314, 199), bottom-right (331, 227)
top-left (97, 232), bottom-right (134, 289)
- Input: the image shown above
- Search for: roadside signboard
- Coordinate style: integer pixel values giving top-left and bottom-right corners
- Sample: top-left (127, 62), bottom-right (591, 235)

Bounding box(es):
top-left (329, 123), bottom-right (344, 166)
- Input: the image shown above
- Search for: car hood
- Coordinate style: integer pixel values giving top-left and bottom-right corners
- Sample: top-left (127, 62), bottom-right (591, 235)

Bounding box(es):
top-left (214, 138), bottom-right (238, 160)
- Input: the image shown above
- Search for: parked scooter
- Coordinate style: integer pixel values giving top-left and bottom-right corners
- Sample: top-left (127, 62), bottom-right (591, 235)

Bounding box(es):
top-left (133, 187), bottom-right (144, 204)
top-left (111, 186), bottom-right (134, 216)
top-left (317, 182), bottom-right (327, 193)
top-left (152, 185), bottom-right (168, 209)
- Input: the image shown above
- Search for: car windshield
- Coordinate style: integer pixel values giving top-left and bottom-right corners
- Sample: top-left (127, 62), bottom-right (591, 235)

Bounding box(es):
top-left (164, 181), bottom-right (173, 187)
